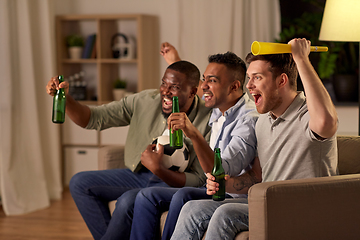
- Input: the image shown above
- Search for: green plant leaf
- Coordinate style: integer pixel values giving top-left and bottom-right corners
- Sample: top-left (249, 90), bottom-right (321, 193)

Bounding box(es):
top-left (66, 35), bottom-right (84, 47)
top-left (318, 52), bottom-right (338, 79)
top-left (114, 78), bottom-right (127, 88)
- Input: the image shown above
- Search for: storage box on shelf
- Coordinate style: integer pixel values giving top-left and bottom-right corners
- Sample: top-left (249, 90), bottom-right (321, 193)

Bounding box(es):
top-left (55, 14), bottom-right (159, 185)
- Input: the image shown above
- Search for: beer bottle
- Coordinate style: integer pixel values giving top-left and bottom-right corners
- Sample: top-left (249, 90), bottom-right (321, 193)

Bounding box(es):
top-left (169, 96), bottom-right (183, 149)
top-left (212, 148), bottom-right (225, 201)
top-left (52, 75), bottom-right (66, 124)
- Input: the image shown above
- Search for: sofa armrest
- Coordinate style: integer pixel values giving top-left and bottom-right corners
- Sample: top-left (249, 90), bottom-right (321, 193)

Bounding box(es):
top-left (248, 174), bottom-right (360, 240)
top-left (98, 145), bottom-right (127, 170)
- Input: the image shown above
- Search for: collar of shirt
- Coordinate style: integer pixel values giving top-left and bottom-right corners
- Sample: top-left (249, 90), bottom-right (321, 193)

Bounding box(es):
top-left (209, 93), bottom-right (246, 126)
top-left (267, 91), bottom-right (306, 124)
top-left (187, 95), bottom-right (199, 122)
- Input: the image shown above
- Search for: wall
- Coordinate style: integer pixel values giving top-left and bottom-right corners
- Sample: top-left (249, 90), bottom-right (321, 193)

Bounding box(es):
top-left (53, 0), bottom-right (359, 136)
top-left (335, 106), bottom-right (358, 136)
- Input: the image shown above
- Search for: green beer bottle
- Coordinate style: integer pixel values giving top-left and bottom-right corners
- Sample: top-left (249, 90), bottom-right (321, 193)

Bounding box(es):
top-left (52, 75), bottom-right (66, 124)
top-left (212, 148), bottom-right (225, 201)
top-left (169, 96), bottom-right (183, 149)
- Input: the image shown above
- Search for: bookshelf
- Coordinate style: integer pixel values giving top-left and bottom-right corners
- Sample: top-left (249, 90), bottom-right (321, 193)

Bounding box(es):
top-left (55, 14), bottom-right (159, 185)
top-left (55, 14), bottom-right (159, 104)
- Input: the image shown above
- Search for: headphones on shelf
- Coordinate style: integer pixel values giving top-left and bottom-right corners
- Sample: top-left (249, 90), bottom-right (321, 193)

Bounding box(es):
top-left (111, 33), bottom-right (129, 58)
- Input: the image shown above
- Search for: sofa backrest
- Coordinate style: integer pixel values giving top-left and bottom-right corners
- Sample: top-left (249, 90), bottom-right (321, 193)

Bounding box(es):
top-left (337, 135), bottom-right (360, 175)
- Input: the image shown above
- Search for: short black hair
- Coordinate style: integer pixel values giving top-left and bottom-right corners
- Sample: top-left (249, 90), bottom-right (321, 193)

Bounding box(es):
top-left (208, 52), bottom-right (247, 88)
top-left (245, 53), bottom-right (298, 91)
top-left (167, 60), bottom-right (200, 88)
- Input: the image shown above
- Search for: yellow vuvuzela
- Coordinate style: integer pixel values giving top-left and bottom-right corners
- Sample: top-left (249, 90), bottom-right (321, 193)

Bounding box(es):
top-left (251, 41), bottom-right (328, 55)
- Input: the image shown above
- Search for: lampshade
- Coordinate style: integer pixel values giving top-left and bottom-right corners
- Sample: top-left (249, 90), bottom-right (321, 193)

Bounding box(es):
top-left (319, 0), bottom-right (360, 42)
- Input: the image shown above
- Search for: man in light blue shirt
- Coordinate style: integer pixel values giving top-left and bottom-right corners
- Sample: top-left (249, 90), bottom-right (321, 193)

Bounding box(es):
top-left (207, 96), bottom-right (258, 178)
top-left (129, 44), bottom-right (260, 240)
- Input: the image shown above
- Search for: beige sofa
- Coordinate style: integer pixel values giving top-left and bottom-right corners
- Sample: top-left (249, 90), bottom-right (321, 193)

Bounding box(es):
top-left (98, 135), bottom-right (360, 240)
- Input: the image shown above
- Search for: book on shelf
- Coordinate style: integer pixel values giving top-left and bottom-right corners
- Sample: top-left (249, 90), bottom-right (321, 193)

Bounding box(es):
top-left (90, 37), bottom-right (97, 59)
top-left (82, 34), bottom-right (96, 59)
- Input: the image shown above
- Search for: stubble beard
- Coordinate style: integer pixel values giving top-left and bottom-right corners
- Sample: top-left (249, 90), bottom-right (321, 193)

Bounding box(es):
top-left (258, 90), bottom-right (282, 115)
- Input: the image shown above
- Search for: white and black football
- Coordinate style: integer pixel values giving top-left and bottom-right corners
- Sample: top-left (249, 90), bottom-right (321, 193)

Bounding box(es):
top-left (152, 135), bottom-right (189, 172)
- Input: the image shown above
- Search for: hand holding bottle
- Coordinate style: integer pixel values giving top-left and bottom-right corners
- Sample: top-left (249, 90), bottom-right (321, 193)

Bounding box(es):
top-left (206, 172), bottom-right (230, 196)
top-left (46, 76), bottom-right (69, 96)
top-left (211, 148), bottom-right (226, 201)
top-left (51, 75), bottom-right (67, 124)
top-left (167, 112), bottom-right (199, 139)
top-left (46, 75), bottom-right (92, 127)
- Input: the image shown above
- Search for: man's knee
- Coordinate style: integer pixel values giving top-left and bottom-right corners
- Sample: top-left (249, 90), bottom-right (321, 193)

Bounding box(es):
top-left (115, 188), bottom-right (140, 212)
top-left (212, 203), bottom-right (249, 224)
top-left (135, 188), bottom-right (156, 206)
top-left (172, 187), bottom-right (199, 204)
top-left (212, 204), bottom-right (232, 220)
top-left (69, 171), bottom-right (92, 194)
top-left (181, 200), bottom-right (202, 214)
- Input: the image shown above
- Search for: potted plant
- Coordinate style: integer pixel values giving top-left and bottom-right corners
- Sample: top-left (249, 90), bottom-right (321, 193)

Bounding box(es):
top-left (113, 78), bottom-right (127, 101)
top-left (277, 0), bottom-right (359, 102)
top-left (66, 34), bottom-right (84, 59)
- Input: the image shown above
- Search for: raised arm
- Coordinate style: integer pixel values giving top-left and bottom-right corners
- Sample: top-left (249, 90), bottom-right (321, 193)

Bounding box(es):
top-left (46, 76), bottom-right (91, 128)
top-left (160, 42), bottom-right (181, 65)
top-left (289, 38), bottom-right (338, 139)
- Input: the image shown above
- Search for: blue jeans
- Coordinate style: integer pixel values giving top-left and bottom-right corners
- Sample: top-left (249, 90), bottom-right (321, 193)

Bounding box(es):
top-left (170, 198), bottom-right (249, 240)
top-left (69, 168), bottom-right (169, 240)
top-left (130, 187), bottom-right (232, 240)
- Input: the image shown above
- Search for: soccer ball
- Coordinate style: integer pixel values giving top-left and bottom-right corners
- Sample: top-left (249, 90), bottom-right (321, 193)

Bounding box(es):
top-left (152, 135), bottom-right (189, 172)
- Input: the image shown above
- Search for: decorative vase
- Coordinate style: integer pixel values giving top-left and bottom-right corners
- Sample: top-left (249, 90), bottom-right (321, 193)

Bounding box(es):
top-left (332, 74), bottom-right (358, 102)
top-left (68, 47), bottom-right (83, 59)
top-left (113, 89), bottom-right (126, 101)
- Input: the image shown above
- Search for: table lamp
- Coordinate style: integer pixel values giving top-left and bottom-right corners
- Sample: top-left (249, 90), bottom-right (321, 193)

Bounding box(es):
top-left (319, 0), bottom-right (360, 135)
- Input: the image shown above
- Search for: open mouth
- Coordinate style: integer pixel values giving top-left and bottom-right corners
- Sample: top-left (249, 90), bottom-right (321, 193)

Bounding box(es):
top-left (162, 97), bottom-right (173, 111)
top-left (203, 92), bottom-right (213, 102)
top-left (252, 93), bottom-right (262, 105)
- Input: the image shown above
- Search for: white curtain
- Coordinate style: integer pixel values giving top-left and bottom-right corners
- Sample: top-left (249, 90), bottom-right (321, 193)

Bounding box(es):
top-left (0, 0), bottom-right (62, 215)
top-left (0, 0), bottom-right (280, 216)
top-left (176, 0), bottom-right (281, 73)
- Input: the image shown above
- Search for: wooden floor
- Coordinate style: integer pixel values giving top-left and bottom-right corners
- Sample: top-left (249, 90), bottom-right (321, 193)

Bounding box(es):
top-left (0, 189), bottom-right (93, 240)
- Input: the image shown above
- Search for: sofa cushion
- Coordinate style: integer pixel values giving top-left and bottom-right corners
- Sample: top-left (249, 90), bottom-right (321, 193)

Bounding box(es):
top-left (337, 136), bottom-right (360, 175)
